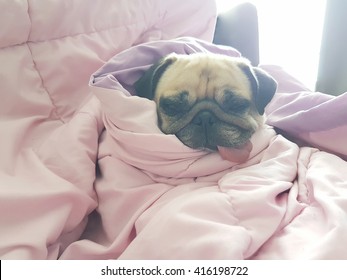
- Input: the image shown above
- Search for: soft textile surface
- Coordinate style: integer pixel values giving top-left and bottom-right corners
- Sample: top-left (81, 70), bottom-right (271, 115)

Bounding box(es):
top-left (0, 0), bottom-right (216, 259)
top-left (1, 1), bottom-right (347, 260)
top-left (84, 38), bottom-right (347, 260)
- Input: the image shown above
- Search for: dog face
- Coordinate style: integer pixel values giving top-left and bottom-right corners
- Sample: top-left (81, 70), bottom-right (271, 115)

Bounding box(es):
top-left (134, 53), bottom-right (277, 151)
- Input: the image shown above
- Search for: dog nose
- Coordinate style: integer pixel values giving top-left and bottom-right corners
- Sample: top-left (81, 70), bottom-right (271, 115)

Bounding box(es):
top-left (192, 111), bottom-right (216, 127)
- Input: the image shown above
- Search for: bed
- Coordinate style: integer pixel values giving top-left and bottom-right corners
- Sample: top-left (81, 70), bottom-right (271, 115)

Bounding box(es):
top-left (1, 0), bottom-right (347, 260)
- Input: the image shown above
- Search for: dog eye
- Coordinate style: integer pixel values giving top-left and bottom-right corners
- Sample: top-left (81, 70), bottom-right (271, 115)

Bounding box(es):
top-left (159, 91), bottom-right (190, 116)
top-left (221, 90), bottom-right (250, 114)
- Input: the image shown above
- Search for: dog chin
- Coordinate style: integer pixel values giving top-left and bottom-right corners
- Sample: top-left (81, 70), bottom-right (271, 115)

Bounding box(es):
top-left (177, 132), bottom-right (254, 163)
top-left (175, 126), bottom-right (254, 152)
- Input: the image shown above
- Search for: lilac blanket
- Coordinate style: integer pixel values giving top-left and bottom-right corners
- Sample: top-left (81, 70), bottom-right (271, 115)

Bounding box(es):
top-left (1, 1), bottom-right (346, 257)
top-left (80, 37), bottom-right (347, 259)
top-left (0, 0), bottom-right (217, 259)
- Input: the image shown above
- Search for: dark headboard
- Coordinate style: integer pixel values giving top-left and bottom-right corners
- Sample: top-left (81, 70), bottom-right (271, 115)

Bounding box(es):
top-left (213, 2), bottom-right (259, 66)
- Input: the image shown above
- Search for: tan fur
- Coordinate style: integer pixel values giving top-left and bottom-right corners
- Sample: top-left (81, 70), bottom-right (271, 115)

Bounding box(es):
top-left (155, 53), bottom-right (253, 102)
top-left (154, 53), bottom-right (262, 134)
top-left (134, 52), bottom-right (276, 150)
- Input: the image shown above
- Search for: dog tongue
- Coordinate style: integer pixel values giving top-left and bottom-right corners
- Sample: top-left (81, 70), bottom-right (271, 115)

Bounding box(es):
top-left (217, 140), bottom-right (253, 163)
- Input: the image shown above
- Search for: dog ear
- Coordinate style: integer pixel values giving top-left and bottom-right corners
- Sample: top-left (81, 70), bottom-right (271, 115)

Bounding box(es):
top-left (134, 56), bottom-right (176, 100)
top-left (240, 64), bottom-right (277, 115)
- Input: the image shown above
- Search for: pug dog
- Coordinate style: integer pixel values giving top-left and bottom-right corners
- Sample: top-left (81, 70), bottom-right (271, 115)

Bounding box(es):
top-left (134, 53), bottom-right (277, 162)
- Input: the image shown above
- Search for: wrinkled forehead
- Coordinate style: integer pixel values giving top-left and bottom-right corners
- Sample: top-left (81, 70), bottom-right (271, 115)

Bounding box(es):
top-left (155, 54), bottom-right (253, 102)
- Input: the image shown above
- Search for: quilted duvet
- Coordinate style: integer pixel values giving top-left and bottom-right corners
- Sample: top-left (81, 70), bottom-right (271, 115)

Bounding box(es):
top-left (2, 0), bottom-right (347, 260)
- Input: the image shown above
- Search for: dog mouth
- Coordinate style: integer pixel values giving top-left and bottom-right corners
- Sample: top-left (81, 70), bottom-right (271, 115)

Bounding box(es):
top-left (164, 108), bottom-right (257, 163)
top-left (217, 140), bottom-right (253, 163)
top-left (176, 127), bottom-right (254, 163)
top-left (175, 119), bottom-right (254, 163)
top-left (196, 138), bottom-right (253, 163)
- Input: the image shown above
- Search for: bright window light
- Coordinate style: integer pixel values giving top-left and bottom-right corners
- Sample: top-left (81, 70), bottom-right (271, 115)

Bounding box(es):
top-left (216, 0), bottom-right (327, 90)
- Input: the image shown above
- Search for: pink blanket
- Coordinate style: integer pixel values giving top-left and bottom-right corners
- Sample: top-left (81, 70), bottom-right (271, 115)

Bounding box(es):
top-left (0, 0), bottom-right (216, 259)
top-left (84, 38), bottom-right (347, 260)
top-left (2, 1), bottom-right (347, 260)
